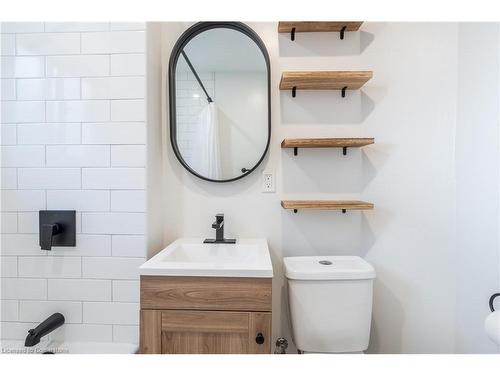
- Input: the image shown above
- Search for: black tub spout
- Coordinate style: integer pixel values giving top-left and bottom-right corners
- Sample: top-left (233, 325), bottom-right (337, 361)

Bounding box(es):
top-left (25, 313), bottom-right (65, 347)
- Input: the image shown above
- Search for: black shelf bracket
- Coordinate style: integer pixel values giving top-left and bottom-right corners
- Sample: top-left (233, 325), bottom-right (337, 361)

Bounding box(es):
top-left (340, 26), bottom-right (347, 40)
top-left (341, 86), bottom-right (347, 98)
top-left (291, 27), bottom-right (296, 41)
top-left (292, 86), bottom-right (297, 98)
top-left (291, 208), bottom-right (350, 214)
top-left (292, 147), bottom-right (351, 156)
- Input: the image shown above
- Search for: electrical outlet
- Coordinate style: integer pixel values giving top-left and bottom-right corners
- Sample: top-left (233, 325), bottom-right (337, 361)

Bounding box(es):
top-left (262, 171), bottom-right (275, 193)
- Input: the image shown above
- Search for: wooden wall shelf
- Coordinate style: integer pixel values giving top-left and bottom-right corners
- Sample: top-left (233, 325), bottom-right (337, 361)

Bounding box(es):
top-left (280, 71), bottom-right (372, 98)
top-left (278, 22), bottom-right (363, 40)
top-left (281, 200), bottom-right (374, 214)
top-left (281, 137), bottom-right (374, 156)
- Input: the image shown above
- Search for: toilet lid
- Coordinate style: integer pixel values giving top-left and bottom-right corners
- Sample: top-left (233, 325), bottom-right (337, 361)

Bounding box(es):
top-left (283, 256), bottom-right (376, 280)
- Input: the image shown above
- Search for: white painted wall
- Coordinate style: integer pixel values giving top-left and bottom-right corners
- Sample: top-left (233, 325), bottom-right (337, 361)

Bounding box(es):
top-left (1, 22), bottom-right (146, 346)
top-left (147, 22), bottom-right (500, 353)
top-left (454, 23), bottom-right (500, 353)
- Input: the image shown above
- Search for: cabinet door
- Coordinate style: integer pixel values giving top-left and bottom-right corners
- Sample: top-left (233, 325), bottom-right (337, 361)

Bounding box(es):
top-left (140, 310), bottom-right (161, 354)
top-left (248, 312), bottom-right (272, 354)
top-left (160, 310), bottom-right (271, 354)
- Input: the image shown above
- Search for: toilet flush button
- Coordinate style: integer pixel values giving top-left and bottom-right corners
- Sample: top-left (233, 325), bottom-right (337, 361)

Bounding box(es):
top-left (319, 260), bottom-right (332, 265)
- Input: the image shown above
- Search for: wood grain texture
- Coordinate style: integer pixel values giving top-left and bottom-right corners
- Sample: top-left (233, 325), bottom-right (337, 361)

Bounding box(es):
top-left (140, 276), bottom-right (272, 312)
top-left (278, 21), bottom-right (363, 33)
top-left (159, 311), bottom-right (271, 354)
top-left (281, 200), bottom-right (374, 211)
top-left (139, 310), bottom-right (161, 354)
top-left (249, 312), bottom-right (272, 354)
top-left (162, 331), bottom-right (248, 354)
top-left (162, 310), bottom-right (249, 333)
top-left (279, 71), bottom-right (372, 90)
top-left (281, 137), bottom-right (374, 149)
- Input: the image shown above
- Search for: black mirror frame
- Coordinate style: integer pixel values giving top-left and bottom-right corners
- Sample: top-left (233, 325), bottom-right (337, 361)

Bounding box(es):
top-left (168, 22), bottom-right (271, 183)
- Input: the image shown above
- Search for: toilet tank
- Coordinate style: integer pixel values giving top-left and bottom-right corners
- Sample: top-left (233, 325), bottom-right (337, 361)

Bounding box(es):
top-left (284, 256), bottom-right (376, 353)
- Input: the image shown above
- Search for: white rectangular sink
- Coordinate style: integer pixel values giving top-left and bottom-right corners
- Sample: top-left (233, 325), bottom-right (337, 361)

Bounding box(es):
top-left (139, 238), bottom-right (273, 278)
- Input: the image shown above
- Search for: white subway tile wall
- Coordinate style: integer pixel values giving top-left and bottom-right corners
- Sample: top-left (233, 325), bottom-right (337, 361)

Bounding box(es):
top-left (1, 214), bottom-right (18, 233)
top-left (0, 22), bottom-right (146, 345)
top-left (50, 323), bottom-right (113, 342)
top-left (18, 212), bottom-right (42, 233)
top-left (1, 299), bottom-right (19, 321)
top-left (0, 257), bottom-right (18, 277)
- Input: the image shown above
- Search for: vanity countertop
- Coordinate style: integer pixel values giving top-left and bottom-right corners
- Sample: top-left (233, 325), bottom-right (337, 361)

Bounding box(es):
top-left (139, 238), bottom-right (273, 278)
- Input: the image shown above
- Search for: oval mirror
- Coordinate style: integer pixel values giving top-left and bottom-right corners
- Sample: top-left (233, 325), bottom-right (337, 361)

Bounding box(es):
top-left (169, 22), bottom-right (271, 182)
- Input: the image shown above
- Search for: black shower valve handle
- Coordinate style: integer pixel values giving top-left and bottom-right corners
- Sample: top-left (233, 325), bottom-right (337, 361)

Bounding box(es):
top-left (40, 223), bottom-right (61, 251)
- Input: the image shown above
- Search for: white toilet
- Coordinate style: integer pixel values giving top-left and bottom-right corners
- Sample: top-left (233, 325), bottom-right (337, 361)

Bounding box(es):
top-left (284, 256), bottom-right (376, 353)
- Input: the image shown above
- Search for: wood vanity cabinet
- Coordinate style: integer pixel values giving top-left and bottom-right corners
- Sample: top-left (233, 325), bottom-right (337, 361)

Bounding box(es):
top-left (140, 276), bottom-right (272, 354)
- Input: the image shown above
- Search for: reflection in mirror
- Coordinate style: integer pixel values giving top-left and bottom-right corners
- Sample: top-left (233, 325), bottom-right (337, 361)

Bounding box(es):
top-left (171, 23), bottom-right (270, 182)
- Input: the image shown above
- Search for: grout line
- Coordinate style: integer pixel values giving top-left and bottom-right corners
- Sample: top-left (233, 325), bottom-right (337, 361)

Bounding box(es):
top-left (11, 49), bottom-right (145, 56)
top-left (0, 27), bottom-right (145, 35)
top-left (10, 120), bottom-right (145, 124)
top-left (108, 98), bottom-right (112, 120)
top-left (1, 29), bottom-right (146, 332)
top-left (10, 73), bottom-right (146, 80)
top-left (12, 75), bottom-right (145, 81)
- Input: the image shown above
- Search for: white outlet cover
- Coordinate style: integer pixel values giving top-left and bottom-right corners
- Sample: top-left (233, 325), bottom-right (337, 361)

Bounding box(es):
top-left (262, 171), bottom-right (275, 193)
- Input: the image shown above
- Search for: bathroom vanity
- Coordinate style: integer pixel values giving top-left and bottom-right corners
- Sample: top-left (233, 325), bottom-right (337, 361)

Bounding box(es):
top-left (139, 238), bottom-right (273, 354)
top-left (140, 21), bottom-right (274, 354)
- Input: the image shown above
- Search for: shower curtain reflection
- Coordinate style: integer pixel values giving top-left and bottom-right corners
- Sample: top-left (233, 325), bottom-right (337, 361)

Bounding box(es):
top-left (190, 102), bottom-right (222, 179)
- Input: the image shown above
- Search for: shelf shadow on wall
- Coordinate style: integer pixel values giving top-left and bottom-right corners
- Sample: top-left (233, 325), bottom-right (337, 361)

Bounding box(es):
top-left (280, 89), bottom-right (375, 125)
top-left (282, 147), bottom-right (365, 193)
top-left (277, 27), bottom-right (379, 56)
top-left (278, 31), bottom-right (371, 57)
top-left (281, 146), bottom-right (389, 194)
top-left (360, 31), bottom-right (376, 53)
top-left (361, 143), bottom-right (392, 189)
top-left (280, 209), bottom-right (364, 258)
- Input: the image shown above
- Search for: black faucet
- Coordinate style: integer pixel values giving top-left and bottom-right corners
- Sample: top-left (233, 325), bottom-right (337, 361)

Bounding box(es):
top-left (25, 313), bottom-right (65, 347)
top-left (203, 214), bottom-right (236, 244)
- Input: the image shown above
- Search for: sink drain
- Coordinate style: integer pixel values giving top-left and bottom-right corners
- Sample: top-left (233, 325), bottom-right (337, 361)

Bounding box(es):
top-left (319, 260), bottom-right (332, 265)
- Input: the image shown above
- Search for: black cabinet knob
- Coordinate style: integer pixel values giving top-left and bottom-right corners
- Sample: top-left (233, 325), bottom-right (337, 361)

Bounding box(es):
top-left (255, 333), bottom-right (265, 345)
